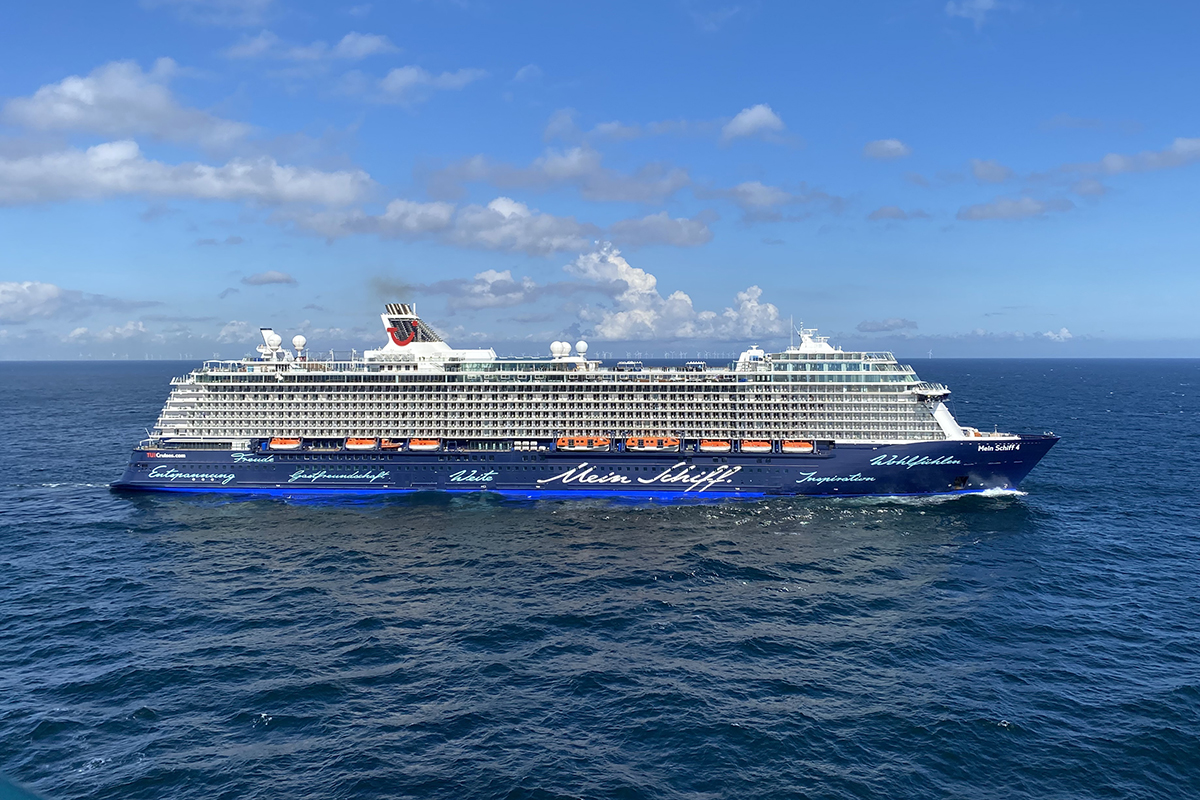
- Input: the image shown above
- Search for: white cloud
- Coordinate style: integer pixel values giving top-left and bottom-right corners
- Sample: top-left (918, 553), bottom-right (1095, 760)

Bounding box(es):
top-left (703, 180), bottom-right (842, 222)
top-left (0, 281), bottom-right (67, 323)
top-left (0, 140), bottom-right (374, 206)
top-left (970, 158), bottom-right (1014, 183)
top-left (429, 146), bottom-right (690, 204)
top-left (377, 65), bottom-right (487, 102)
top-left (1072, 179), bottom-right (1107, 196)
top-left (333, 32), bottom-right (397, 59)
top-left (862, 139), bottom-right (912, 160)
top-left (543, 108), bottom-right (580, 142)
top-left (608, 211), bottom-right (713, 248)
top-left (225, 30), bottom-right (397, 60)
top-left (565, 245), bottom-right (786, 341)
top-left (590, 121), bottom-right (643, 141)
top-left (720, 104), bottom-right (785, 144)
top-left (242, 270), bottom-right (296, 286)
top-left (867, 205), bottom-right (930, 221)
top-left (288, 196), bottom-right (595, 256)
top-left (217, 320), bottom-right (256, 342)
top-left (1042, 327), bottom-right (1073, 342)
top-left (513, 64), bottom-right (542, 82)
top-left (1093, 137), bottom-right (1200, 175)
top-left (69, 320), bottom-right (150, 343)
top-left (142, 0), bottom-right (275, 27)
top-left (0, 280), bottom-right (159, 323)
top-left (449, 198), bottom-right (594, 255)
top-left (857, 318), bottom-right (918, 332)
top-left (224, 30), bottom-right (280, 58)
top-left (945, 0), bottom-right (998, 29)
top-left (2, 59), bottom-right (251, 150)
top-left (956, 196), bottom-right (1073, 221)
top-left (726, 181), bottom-right (792, 209)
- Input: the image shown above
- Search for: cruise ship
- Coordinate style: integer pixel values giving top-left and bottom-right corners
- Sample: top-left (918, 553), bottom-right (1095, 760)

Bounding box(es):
top-left (113, 303), bottom-right (1058, 498)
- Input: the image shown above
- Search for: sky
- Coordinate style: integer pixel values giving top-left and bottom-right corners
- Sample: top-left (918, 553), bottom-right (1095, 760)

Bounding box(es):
top-left (1, 0), bottom-right (1198, 359)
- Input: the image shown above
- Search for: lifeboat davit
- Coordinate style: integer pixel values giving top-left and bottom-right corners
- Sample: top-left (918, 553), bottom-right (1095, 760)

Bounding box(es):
top-left (699, 440), bottom-right (732, 453)
top-left (556, 436), bottom-right (611, 452)
top-left (781, 440), bottom-right (815, 454)
top-left (380, 439), bottom-right (403, 450)
top-left (740, 440), bottom-right (772, 453)
top-left (409, 438), bottom-right (441, 452)
top-left (268, 437), bottom-right (302, 450)
top-left (625, 436), bottom-right (680, 452)
top-left (345, 438), bottom-right (378, 450)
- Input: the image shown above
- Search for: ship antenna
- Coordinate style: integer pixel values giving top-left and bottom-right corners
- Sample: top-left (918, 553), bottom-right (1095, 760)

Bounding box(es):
top-left (790, 315), bottom-right (794, 348)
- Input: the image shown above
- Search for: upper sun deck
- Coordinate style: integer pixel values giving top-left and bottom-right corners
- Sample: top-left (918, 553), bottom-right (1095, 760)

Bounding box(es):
top-left (176, 303), bottom-right (928, 388)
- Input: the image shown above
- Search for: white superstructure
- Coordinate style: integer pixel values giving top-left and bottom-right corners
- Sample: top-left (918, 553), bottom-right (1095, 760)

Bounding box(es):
top-left (151, 304), bottom-right (980, 446)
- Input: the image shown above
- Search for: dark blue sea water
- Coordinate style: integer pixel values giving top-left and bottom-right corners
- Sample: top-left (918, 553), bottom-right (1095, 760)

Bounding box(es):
top-left (1, 359), bottom-right (1198, 800)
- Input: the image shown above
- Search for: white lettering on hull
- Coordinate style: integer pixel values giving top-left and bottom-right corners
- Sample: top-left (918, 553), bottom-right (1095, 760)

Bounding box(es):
top-left (148, 466), bottom-right (235, 485)
top-left (287, 469), bottom-right (390, 484)
top-left (796, 471), bottom-right (876, 485)
top-left (450, 469), bottom-right (499, 483)
top-left (231, 453), bottom-right (274, 463)
top-left (536, 461), bottom-right (743, 493)
top-left (869, 454), bottom-right (963, 469)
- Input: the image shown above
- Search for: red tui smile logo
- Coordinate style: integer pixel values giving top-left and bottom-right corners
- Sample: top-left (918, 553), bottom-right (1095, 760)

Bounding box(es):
top-left (387, 325), bottom-right (416, 346)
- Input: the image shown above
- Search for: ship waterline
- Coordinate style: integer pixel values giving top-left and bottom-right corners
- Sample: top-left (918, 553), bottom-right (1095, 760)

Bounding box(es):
top-left (113, 303), bottom-right (1058, 498)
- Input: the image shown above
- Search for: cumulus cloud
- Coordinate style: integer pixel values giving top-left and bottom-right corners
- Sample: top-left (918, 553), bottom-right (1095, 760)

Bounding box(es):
top-left (287, 196), bottom-right (595, 256)
top-left (2, 59), bottom-right (251, 150)
top-left (720, 104), bottom-right (785, 144)
top-left (0, 280), bottom-right (159, 323)
top-left (945, 0), bottom-right (998, 29)
top-left (448, 198), bottom-right (594, 255)
top-left (867, 205), bottom-right (930, 221)
top-left (0, 281), bottom-right (68, 323)
top-left (68, 320), bottom-right (149, 343)
top-left (225, 30), bottom-right (397, 60)
top-left (703, 180), bottom-right (842, 223)
top-left (970, 158), bottom-right (1014, 183)
top-left (0, 140), bottom-right (373, 206)
top-left (427, 146), bottom-right (690, 204)
top-left (957, 196), bottom-right (1073, 221)
top-left (409, 269), bottom-right (615, 312)
top-left (862, 139), bottom-right (912, 160)
top-left (376, 65), bottom-right (487, 103)
top-left (217, 320), bottom-right (256, 342)
top-left (1042, 327), bottom-right (1073, 342)
top-left (857, 318), bottom-right (918, 332)
top-left (142, 0), bottom-right (275, 27)
top-left (566, 245), bottom-right (786, 341)
top-left (608, 211), bottom-right (713, 248)
top-left (1088, 137), bottom-right (1200, 175)
top-left (242, 270), bottom-right (296, 286)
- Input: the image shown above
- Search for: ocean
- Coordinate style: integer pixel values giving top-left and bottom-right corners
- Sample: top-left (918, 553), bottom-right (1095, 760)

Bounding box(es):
top-left (1, 359), bottom-right (1197, 799)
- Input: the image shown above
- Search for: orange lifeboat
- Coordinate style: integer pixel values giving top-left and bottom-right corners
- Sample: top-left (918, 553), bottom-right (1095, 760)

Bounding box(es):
top-left (556, 436), bottom-right (612, 452)
top-left (625, 437), bottom-right (680, 452)
top-left (781, 440), bottom-right (814, 454)
top-left (740, 440), bottom-right (772, 453)
top-left (345, 437), bottom-right (378, 450)
top-left (380, 439), bottom-right (403, 450)
top-left (268, 437), bottom-right (302, 450)
top-left (408, 438), bottom-right (441, 452)
top-left (699, 440), bottom-right (731, 453)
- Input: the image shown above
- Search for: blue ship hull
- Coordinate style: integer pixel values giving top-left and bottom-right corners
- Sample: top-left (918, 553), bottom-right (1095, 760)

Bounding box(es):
top-left (112, 436), bottom-right (1058, 499)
